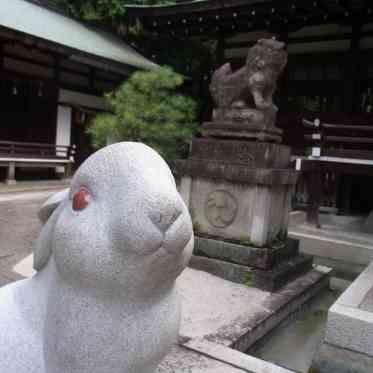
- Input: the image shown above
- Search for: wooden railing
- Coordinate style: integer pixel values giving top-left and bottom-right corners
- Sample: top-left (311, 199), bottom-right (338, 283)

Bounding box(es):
top-left (294, 118), bottom-right (373, 227)
top-left (0, 141), bottom-right (75, 161)
top-left (301, 118), bottom-right (373, 159)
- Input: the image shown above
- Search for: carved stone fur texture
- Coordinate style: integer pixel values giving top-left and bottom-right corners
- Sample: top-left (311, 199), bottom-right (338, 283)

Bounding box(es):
top-left (0, 142), bottom-right (194, 373)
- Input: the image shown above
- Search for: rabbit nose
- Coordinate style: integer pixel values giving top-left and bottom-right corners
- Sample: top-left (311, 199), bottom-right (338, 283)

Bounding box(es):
top-left (150, 207), bottom-right (182, 233)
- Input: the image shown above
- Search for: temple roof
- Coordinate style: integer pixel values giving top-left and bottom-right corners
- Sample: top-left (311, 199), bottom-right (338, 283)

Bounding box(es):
top-left (0, 0), bottom-right (157, 71)
top-left (126, 0), bottom-right (372, 37)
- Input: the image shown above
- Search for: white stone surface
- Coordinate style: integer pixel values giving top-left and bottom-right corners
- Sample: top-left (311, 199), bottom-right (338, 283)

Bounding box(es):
top-left (177, 268), bottom-right (270, 340)
top-left (336, 262), bottom-right (373, 308)
top-left (0, 142), bottom-right (194, 373)
top-left (323, 262), bottom-right (373, 357)
top-left (325, 303), bottom-right (373, 356)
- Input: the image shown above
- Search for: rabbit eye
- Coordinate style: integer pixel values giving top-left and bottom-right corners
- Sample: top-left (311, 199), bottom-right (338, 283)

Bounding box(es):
top-left (72, 187), bottom-right (91, 211)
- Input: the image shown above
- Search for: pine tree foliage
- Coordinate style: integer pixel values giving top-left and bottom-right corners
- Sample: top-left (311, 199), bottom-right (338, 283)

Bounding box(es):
top-left (87, 66), bottom-right (197, 161)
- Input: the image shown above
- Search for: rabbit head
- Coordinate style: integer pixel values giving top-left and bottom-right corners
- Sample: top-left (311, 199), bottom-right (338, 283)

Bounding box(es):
top-left (34, 142), bottom-right (194, 297)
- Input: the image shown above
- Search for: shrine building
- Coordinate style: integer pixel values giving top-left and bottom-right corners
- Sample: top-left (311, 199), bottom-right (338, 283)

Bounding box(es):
top-left (126, 0), bottom-right (373, 217)
top-left (0, 0), bottom-right (156, 184)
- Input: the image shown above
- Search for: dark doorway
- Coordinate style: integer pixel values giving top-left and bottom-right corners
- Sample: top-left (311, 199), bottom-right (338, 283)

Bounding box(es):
top-left (0, 76), bottom-right (58, 143)
top-left (71, 108), bottom-right (95, 169)
top-left (338, 174), bottom-right (373, 215)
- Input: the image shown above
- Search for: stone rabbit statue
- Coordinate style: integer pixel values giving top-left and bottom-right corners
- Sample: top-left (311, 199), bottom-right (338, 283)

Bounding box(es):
top-left (0, 142), bottom-right (194, 373)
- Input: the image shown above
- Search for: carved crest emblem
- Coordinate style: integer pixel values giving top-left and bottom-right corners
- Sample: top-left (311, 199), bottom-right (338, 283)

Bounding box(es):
top-left (205, 190), bottom-right (238, 228)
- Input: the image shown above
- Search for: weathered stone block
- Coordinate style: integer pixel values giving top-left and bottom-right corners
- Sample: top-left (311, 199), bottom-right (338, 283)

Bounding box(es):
top-left (312, 342), bottom-right (373, 373)
top-left (175, 159), bottom-right (298, 186)
top-left (252, 255), bottom-right (313, 292)
top-left (190, 249), bottom-right (312, 293)
top-left (189, 139), bottom-right (291, 168)
top-left (194, 236), bottom-right (299, 270)
top-left (189, 255), bottom-right (252, 285)
top-left (183, 177), bottom-right (294, 247)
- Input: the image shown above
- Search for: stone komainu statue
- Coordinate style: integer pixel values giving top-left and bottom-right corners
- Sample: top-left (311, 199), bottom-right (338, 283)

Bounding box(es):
top-left (210, 38), bottom-right (287, 124)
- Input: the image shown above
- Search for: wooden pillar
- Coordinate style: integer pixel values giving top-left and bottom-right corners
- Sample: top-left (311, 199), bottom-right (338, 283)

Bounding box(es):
top-left (54, 56), bottom-right (60, 82)
top-left (6, 162), bottom-right (16, 185)
top-left (0, 43), bottom-right (3, 71)
top-left (343, 23), bottom-right (362, 112)
top-left (306, 170), bottom-right (322, 228)
top-left (89, 68), bottom-right (95, 91)
top-left (216, 34), bottom-right (225, 66)
top-left (277, 31), bottom-right (289, 109)
top-left (64, 162), bottom-right (72, 179)
top-left (339, 174), bottom-right (353, 214)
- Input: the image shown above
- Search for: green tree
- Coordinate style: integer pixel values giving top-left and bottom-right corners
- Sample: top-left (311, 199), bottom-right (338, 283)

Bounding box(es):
top-left (49, 0), bottom-right (173, 23)
top-left (87, 66), bottom-right (197, 161)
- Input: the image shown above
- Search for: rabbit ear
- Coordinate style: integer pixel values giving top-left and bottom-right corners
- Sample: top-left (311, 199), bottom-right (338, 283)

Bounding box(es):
top-left (33, 209), bottom-right (60, 271)
top-left (38, 189), bottom-right (69, 224)
top-left (34, 189), bottom-right (69, 271)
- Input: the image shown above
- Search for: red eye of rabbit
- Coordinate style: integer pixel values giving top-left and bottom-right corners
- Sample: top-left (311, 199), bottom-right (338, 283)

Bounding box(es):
top-left (72, 187), bottom-right (91, 211)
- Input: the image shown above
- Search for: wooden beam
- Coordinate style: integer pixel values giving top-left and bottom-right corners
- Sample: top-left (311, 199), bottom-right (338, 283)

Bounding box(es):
top-left (300, 159), bottom-right (373, 176)
top-left (0, 27), bottom-right (129, 80)
top-left (3, 51), bottom-right (120, 85)
top-left (322, 136), bottom-right (373, 144)
top-left (225, 31), bottom-right (373, 49)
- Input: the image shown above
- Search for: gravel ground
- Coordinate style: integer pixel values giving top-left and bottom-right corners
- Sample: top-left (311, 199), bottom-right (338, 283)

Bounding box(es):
top-left (0, 190), bottom-right (58, 286)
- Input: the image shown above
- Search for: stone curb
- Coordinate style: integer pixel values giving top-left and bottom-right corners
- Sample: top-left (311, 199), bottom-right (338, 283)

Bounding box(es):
top-left (323, 262), bottom-right (373, 357)
top-left (183, 339), bottom-right (295, 373)
top-left (0, 181), bottom-right (71, 195)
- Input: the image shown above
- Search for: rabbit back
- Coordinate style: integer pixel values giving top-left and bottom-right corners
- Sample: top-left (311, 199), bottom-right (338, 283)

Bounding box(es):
top-left (0, 279), bottom-right (45, 373)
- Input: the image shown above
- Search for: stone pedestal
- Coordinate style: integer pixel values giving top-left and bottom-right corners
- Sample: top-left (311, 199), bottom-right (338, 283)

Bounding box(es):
top-left (177, 109), bottom-right (322, 291)
top-left (175, 135), bottom-right (310, 291)
top-left (176, 138), bottom-right (297, 248)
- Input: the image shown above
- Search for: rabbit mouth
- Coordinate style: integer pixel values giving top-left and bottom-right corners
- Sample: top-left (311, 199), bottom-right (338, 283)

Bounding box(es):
top-left (161, 216), bottom-right (193, 255)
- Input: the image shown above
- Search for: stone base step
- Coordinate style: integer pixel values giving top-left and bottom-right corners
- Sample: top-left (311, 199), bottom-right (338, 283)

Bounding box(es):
top-left (194, 236), bottom-right (299, 270)
top-left (252, 254), bottom-right (314, 292)
top-left (190, 252), bottom-right (314, 292)
top-left (189, 255), bottom-right (252, 285)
